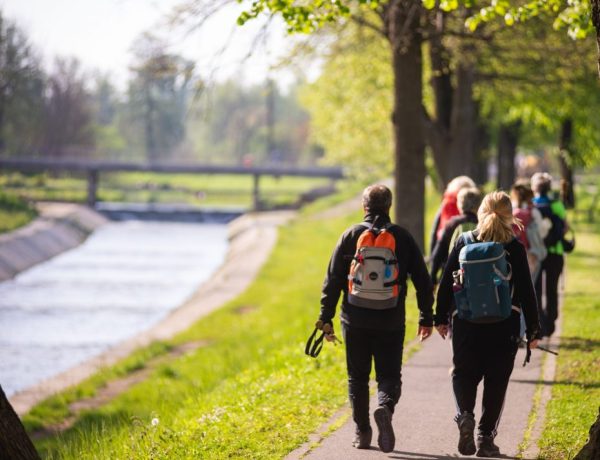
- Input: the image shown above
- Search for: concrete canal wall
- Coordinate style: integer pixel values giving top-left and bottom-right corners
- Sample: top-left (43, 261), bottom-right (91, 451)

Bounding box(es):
top-left (0, 203), bottom-right (108, 282)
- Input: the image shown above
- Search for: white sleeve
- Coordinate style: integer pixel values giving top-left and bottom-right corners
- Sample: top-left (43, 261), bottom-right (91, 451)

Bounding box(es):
top-left (532, 207), bottom-right (550, 238)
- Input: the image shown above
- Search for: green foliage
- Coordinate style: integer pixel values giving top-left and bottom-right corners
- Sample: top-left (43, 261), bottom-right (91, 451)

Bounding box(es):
top-left (127, 34), bottom-right (196, 161)
top-left (238, 0), bottom-right (595, 44)
top-left (0, 11), bottom-right (45, 155)
top-left (238, 1), bottom-right (379, 33)
top-left (475, 15), bottom-right (600, 165)
top-left (298, 21), bottom-right (393, 180)
top-left (188, 80), bottom-right (316, 166)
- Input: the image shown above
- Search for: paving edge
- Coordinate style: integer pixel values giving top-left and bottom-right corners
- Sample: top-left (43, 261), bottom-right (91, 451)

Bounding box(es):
top-left (521, 277), bottom-right (565, 459)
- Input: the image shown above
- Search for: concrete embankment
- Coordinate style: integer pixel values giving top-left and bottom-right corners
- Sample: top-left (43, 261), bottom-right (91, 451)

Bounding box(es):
top-left (0, 203), bottom-right (108, 282)
top-left (9, 208), bottom-right (295, 415)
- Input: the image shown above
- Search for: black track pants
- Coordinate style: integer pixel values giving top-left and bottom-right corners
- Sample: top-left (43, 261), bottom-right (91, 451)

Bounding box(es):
top-left (451, 314), bottom-right (520, 437)
top-left (341, 323), bottom-right (405, 432)
top-left (535, 253), bottom-right (564, 337)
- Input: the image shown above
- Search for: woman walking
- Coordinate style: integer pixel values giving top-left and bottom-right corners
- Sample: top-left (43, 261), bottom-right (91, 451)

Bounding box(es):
top-left (434, 191), bottom-right (541, 457)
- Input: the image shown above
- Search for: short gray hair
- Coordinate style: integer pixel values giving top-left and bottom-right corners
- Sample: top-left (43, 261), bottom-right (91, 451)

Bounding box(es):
top-left (457, 187), bottom-right (482, 214)
top-left (531, 172), bottom-right (553, 195)
top-left (362, 184), bottom-right (392, 213)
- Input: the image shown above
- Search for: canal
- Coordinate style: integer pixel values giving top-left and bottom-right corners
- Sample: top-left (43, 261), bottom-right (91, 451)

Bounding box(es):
top-left (0, 219), bottom-right (230, 397)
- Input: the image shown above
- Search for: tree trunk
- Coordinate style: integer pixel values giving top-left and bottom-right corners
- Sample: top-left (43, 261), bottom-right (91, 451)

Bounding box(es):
top-left (0, 385), bottom-right (40, 460)
top-left (0, 92), bottom-right (5, 154)
top-left (426, 20), bottom-right (480, 188)
top-left (427, 12), bottom-right (452, 187)
top-left (472, 114), bottom-right (491, 185)
top-left (574, 407), bottom-right (600, 460)
top-left (558, 118), bottom-right (576, 209)
top-left (496, 121), bottom-right (520, 191)
top-left (385, 0), bottom-right (426, 249)
top-left (446, 58), bottom-right (478, 180)
top-left (592, 0), bottom-right (600, 77)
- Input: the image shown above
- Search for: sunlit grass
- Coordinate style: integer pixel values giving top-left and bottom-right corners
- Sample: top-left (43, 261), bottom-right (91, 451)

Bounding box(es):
top-left (536, 224), bottom-right (600, 459)
top-left (0, 190), bottom-right (37, 233)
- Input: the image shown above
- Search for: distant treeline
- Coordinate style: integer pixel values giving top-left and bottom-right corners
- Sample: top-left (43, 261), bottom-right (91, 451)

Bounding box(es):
top-left (0, 12), bottom-right (322, 166)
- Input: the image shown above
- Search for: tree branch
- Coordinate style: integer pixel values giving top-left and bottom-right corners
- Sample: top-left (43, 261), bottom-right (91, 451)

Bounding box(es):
top-left (350, 14), bottom-right (386, 37)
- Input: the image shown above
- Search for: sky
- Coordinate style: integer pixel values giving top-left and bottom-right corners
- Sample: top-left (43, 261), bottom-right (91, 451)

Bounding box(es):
top-left (0, 0), bottom-right (312, 91)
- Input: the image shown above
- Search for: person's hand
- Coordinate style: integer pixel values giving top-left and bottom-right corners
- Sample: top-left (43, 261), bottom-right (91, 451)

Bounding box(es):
top-left (322, 322), bottom-right (341, 344)
top-left (528, 339), bottom-right (539, 350)
top-left (418, 326), bottom-right (433, 342)
top-left (436, 324), bottom-right (449, 339)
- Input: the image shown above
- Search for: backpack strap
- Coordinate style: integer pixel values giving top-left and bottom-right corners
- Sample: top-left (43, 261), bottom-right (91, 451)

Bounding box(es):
top-left (305, 327), bottom-right (325, 358)
top-left (463, 230), bottom-right (477, 245)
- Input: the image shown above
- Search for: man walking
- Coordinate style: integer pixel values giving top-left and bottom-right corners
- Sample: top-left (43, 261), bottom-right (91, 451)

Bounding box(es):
top-left (317, 184), bottom-right (434, 453)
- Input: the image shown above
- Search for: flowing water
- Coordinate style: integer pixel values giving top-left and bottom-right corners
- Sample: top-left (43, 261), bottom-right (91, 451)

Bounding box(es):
top-left (0, 220), bottom-right (229, 397)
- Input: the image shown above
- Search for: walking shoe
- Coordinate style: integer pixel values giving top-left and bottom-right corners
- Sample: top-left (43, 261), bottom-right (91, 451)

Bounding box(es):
top-left (352, 427), bottom-right (372, 449)
top-left (455, 412), bottom-right (476, 456)
top-left (373, 405), bottom-right (395, 453)
top-left (476, 434), bottom-right (501, 458)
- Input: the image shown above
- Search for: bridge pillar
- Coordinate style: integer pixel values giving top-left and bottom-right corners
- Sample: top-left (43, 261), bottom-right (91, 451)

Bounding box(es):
top-left (87, 169), bottom-right (98, 208)
top-left (253, 173), bottom-right (261, 211)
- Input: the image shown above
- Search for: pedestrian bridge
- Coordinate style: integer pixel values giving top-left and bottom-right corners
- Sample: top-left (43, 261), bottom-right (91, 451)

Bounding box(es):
top-left (0, 157), bottom-right (345, 213)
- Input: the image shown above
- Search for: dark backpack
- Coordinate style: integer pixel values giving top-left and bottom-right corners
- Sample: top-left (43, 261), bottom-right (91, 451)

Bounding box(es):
top-left (452, 232), bottom-right (513, 323)
top-left (536, 201), bottom-right (565, 248)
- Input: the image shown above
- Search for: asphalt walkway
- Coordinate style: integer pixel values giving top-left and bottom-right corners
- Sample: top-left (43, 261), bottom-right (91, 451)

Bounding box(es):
top-left (291, 330), bottom-right (558, 459)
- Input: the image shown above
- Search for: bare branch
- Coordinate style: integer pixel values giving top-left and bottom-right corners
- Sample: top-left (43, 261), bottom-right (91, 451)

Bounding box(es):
top-left (350, 14), bottom-right (385, 37)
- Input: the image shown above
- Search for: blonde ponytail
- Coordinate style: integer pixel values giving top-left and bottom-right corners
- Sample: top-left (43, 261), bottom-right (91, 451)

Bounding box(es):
top-left (476, 191), bottom-right (518, 243)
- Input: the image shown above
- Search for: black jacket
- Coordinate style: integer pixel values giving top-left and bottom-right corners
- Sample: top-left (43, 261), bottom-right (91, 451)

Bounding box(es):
top-left (319, 213), bottom-right (434, 331)
top-left (430, 212), bottom-right (478, 284)
top-left (434, 231), bottom-right (541, 340)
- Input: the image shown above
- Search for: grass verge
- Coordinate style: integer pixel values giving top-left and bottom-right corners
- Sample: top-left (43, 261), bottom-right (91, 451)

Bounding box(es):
top-left (536, 222), bottom-right (600, 459)
top-left (0, 190), bottom-right (37, 233)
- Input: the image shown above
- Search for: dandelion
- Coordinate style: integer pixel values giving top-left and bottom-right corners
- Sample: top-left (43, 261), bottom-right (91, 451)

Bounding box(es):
top-left (151, 417), bottom-right (159, 426)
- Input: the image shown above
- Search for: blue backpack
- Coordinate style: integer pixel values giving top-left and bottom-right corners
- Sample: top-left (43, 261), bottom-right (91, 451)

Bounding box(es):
top-left (452, 232), bottom-right (513, 323)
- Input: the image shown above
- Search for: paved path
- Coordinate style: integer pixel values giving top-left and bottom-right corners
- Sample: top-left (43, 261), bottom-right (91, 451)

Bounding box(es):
top-left (293, 332), bottom-right (551, 460)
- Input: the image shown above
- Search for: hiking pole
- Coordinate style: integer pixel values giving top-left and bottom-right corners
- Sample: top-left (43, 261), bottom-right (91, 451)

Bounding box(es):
top-left (537, 344), bottom-right (559, 355)
top-left (521, 340), bottom-right (558, 367)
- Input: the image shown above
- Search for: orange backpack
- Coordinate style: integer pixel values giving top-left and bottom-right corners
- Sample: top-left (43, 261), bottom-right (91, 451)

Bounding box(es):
top-left (348, 223), bottom-right (400, 309)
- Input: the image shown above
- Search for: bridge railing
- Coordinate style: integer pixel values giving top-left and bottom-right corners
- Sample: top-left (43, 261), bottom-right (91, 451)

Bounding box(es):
top-left (0, 157), bottom-right (345, 210)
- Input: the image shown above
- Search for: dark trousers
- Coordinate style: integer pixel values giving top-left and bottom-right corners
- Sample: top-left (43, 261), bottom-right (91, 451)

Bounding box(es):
top-left (341, 323), bottom-right (405, 433)
top-left (535, 253), bottom-right (564, 337)
top-left (451, 314), bottom-right (519, 437)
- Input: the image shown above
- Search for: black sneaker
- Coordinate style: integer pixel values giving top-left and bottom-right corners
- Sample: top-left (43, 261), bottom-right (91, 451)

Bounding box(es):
top-left (476, 434), bottom-right (501, 458)
top-left (374, 405), bottom-right (395, 453)
top-left (352, 427), bottom-right (372, 449)
top-left (455, 412), bottom-right (476, 456)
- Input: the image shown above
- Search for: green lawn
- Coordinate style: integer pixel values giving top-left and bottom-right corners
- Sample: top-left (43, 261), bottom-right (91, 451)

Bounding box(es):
top-left (536, 222), bottom-right (600, 459)
top-left (0, 171), bottom-right (336, 209)
top-left (0, 190), bottom-right (37, 233)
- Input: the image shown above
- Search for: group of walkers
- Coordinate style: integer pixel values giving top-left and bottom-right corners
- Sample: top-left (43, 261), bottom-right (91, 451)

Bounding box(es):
top-left (315, 175), bottom-right (569, 457)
